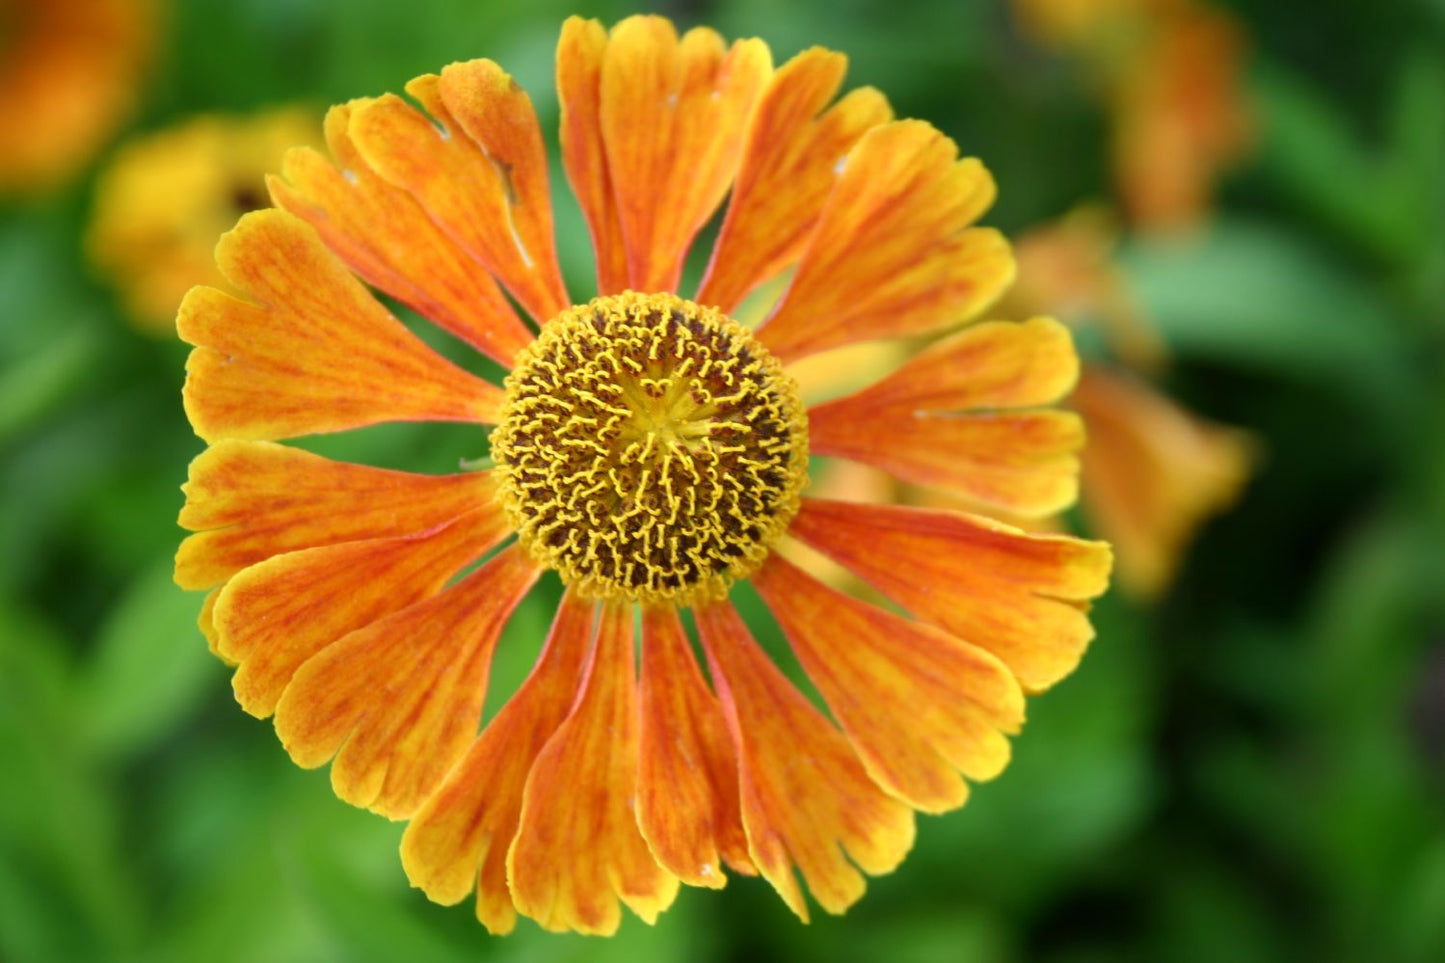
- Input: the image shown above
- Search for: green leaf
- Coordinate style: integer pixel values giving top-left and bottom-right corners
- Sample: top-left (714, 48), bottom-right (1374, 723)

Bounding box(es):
top-left (81, 558), bottom-right (221, 760)
top-left (1122, 218), bottom-right (1418, 425)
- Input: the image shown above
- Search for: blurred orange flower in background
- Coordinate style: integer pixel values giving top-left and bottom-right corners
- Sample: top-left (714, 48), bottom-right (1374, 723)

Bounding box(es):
top-left (87, 107), bottom-right (316, 332)
top-left (173, 14), bottom-right (1113, 936)
top-left (1013, 0), bottom-right (1252, 230)
top-left (0, 0), bottom-right (157, 195)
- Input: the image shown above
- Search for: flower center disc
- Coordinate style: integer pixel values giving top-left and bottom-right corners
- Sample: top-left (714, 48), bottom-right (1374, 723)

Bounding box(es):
top-left (492, 291), bottom-right (808, 605)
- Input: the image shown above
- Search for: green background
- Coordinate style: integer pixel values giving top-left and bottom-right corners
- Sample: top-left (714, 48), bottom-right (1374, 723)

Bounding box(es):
top-left (3, 0), bottom-right (1445, 960)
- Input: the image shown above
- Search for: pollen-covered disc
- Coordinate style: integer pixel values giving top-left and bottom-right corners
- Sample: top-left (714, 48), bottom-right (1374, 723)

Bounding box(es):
top-left (491, 291), bottom-right (808, 605)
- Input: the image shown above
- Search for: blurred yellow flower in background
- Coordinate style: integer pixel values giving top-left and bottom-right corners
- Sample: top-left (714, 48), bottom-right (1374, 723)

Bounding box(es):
top-left (87, 107), bottom-right (316, 332)
top-left (0, 0), bottom-right (156, 195)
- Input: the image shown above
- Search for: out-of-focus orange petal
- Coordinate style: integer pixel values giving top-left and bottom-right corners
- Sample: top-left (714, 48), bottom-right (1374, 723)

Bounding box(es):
top-left (695, 601), bottom-right (915, 921)
top-left (268, 102), bottom-right (533, 367)
top-left (807, 318), bottom-right (1084, 516)
top-left (1004, 207), bottom-right (1166, 371)
top-left (756, 120), bottom-right (1013, 363)
top-left (789, 498), bottom-right (1111, 693)
top-left (400, 591), bottom-right (594, 935)
top-left (213, 506), bottom-right (508, 718)
top-left (175, 440), bottom-right (497, 590)
top-left (347, 75), bottom-right (568, 324)
top-left (273, 546), bottom-right (539, 819)
top-left (1074, 365), bottom-right (1251, 597)
top-left (636, 606), bottom-right (755, 887)
top-left (178, 210), bottom-right (502, 443)
top-left (1111, 7), bottom-right (1250, 231)
top-left (598, 15), bottom-right (772, 292)
top-left (753, 555), bottom-right (1024, 813)
top-left (557, 16), bottom-right (629, 296)
top-left (0, 0), bottom-right (154, 194)
top-left (697, 48), bottom-right (891, 313)
top-left (508, 603), bottom-right (680, 934)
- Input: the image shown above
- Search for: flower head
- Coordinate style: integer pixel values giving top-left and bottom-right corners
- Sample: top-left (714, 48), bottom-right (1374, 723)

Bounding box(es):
top-left (88, 107), bottom-right (316, 332)
top-left (175, 15), bottom-right (1112, 935)
top-left (0, 0), bottom-right (156, 194)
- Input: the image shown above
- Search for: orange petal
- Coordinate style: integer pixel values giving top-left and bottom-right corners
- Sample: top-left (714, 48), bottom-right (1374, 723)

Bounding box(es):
top-left (213, 506), bottom-right (509, 718)
top-left (806, 318), bottom-right (1085, 516)
top-left (756, 120), bottom-right (1014, 363)
top-left (557, 17), bottom-right (629, 295)
top-left (696, 48), bottom-right (891, 313)
top-left (508, 603), bottom-right (680, 934)
top-left (1073, 365), bottom-right (1252, 597)
top-left (636, 605), bottom-right (755, 887)
top-left (400, 590), bottom-right (594, 935)
top-left (695, 601), bottom-right (915, 921)
top-left (789, 499), bottom-right (1111, 693)
top-left (347, 75), bottom-right (568, 324)
top-left (273, 546), bottom-right (539, 819)
top-left (176, 440), bottom-right (496, 590)
top-left (599, 16), bottom-right (772, 292)
top-left (179, 210), bottom-right (502, 443)
top-left (753, 555), bottom-right (1024, 813)
top-left (268, 102), bottom-right (533, 367)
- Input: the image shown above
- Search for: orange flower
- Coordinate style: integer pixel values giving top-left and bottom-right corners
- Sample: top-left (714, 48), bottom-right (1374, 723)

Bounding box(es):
top-left (1008, 208), bottom-right (1252, 596)
top-left (0, 0), bottom-right (156, 194)
top-left (87, 107), bottom-right (316, 333)
top-left (1012, 0), bottom-right (1251, 230)
top-left (175, 16), bottom-right (1112, 935)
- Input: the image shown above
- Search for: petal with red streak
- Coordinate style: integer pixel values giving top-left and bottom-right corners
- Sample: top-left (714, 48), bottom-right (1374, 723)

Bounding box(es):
top-left (268, 101), bottom-right (533, 367)
top-left (508, 603), bottom-right (680, 934)
top-left (807, 318), bottom-right (1084, 516)
top-left (696, 601), bottom-right (915, 921)
top-left (347, 75), bottom-right (568, 324)
top-left (179, 210), bottom-right (501, 443)
top-left (753, 555), bottom-right (1024, 813)
top-left (557, 17), bottom-right (629, 295)
top-left (400, 591), bottom-right (595, 935)
top-left (697, 47), bottom-right (891, 313)
top-left (789, 498), bottom-right (1112, 693)
top-left (757, 121), bottom-right (1014, 363)
top-left (213, 506), bottom-right (509, 717)
top-left (176, 440), bottom-right (497, 590)
top-left (599, 16), bottom-right (772, 292)
top-left (273, 546), bottom-right (539, 819)
top-left (637, 605), bottom-right (754, 887)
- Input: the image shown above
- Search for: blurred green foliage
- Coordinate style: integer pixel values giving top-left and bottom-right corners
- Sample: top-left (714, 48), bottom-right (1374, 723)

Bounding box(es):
top-left (2, 0), bottom-right (1444, 960)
